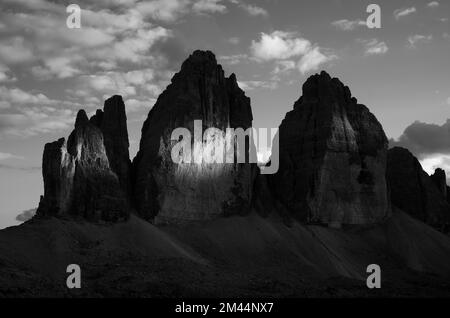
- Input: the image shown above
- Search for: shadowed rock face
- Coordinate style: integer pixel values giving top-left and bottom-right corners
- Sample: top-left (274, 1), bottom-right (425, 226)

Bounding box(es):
top-left (269, 71), bottom-right (391, 227)
top-left (387, 147), bottom-right (450, 227)
top-left (36, 98), bottom-right (130, 222)
top-left (132, 50), bottom-right (255, 223)
top-left (91, 96), bottom-right (131, 198)
top-left (431, 168), bottom-right (448, 200)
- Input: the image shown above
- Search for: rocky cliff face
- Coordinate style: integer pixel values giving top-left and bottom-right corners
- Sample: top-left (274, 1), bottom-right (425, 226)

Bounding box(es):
top-left (431, 168), bottom-right (448, 200)
top-left (91, 95), bottom-right (131, 199)
top-left (132, 50), bottom-right (255, 223)
top-left (386, 147), bottom-right (450, 227)
top-left (35, 51), bottom-right (447, 230)
top-left (36, 97), bottom-right (130, 222)
top-left (269, 71), bottom-right (391, 227)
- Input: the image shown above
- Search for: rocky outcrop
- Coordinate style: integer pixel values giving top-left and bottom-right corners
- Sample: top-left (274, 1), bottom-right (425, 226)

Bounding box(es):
top-left (132, 50), bottom-right (255, 223)
top-left (91, 95), bottom-right (131, 198)
top-left (36, 98), bottom-right (130, 222)
top-left (269, 71), bottom-right (391, 227)
top-left (431, 168), bottom-right (448, 200)
top-left (448, 187), bottom-right (450, 205)
top-left (386, 147), bottom-right (450, 227)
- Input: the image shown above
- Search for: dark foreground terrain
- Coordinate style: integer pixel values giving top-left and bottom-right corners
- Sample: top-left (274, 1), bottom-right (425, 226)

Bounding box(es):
top-left (0, 209), bottom-right (449, 298)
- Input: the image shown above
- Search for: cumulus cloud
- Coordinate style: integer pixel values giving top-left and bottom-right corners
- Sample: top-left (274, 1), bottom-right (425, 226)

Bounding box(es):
top-left (240, 4), bottom-right (268, 17)
top-left (359, 39), bottom-right (389, 55)
top-left (298, 47), bottom-right (336, 74)
top-left (427, 1), bottom-right (439, 8)
top-left (331, 19), bottom-right (366, 31)
top-left (394, 7), bottom-right (417, 20)
top-left (0, 0), bottom-right (192, 138)
top-left (230, 0), bottom-right (268, 17)
top-left (250, 31), bottom-right (336, 74)
top-left (0, 1), bottom-right (176, 81)
top-left (251, 31), bottom-right (311, 61)
top-left (390, 119), bottom-right (450, 182)
top-left (407, 34), bottom-right (433, 48)
top-left (389, 119), bottom-right (450, 159)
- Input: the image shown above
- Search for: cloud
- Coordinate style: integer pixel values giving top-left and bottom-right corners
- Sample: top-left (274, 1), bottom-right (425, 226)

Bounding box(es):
top-left (124, 98), bottom-right (156, 113)
top-left (331, 19), bottom-right (366, 31)
top-left (227, 37), bottom-right (240, 45)
top-left (134, 0), bottom-right (229, 21)
top-left (0, 64), bottom-right (16, 83)
top-left (420, 155), bottom-right (450, 183)
top-left (0, 1), bottom-right (174, 82)
top-left (390, 118), bottom-right (450, 184)
top-left (394, 7), bottom-right (417, 20)
top-left (359, 39), bottom-right (389, 55)
top-left (389, 119), bottom-right (450, 159)
top-left (192, 0), bottom-right (227, 14)
top-left (16, 208), bottom-right (36, 222)
top-left (407, 34), bottom-right (433, 48)
top-left (136, 0), bottom-right (191, 22)
top-left (0, 152), bottom-right (24, 161)
top-left (31, 56), bottom-right (85, 80)
top-left (272, 60), bottom-right (296, 74)
top-left (71, 68), bottom-right (172, 111)
top-left (298, 47), bottom-right (336, 74)
top-left (0, 85), bottom-right (81, 136)
top-left (237, 80), bottom-right (278, 91)
top-left (0, 86), bottom-right (52, 106)
top-left (0, 108), bottom-right (76, 137)
top-left (218, 54), bottom-right (248, 65)
top-left (0, 0), bottom-right (188, 137)
top-left (238, 81), bottom-right (277, 91)
top-left (251, 31), bottom-right (311, 61)
top-left (427, 1), bottom-right (439, 8)
top-left (0, 36), bottom-right (35, 64)
top-left (232, 1), bottom-right (268, 17)
top-left (250, 31), bottom-right (336, 74)
top-left (447, 97), bottom-right (450, 105)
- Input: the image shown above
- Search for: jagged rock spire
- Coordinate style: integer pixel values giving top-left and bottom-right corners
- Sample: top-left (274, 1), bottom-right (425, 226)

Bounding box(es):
top-left (133, 50), bottom-right (255, 223)
top-left (269, 71), bottom-right (391, 227)
top-left (36, 96), bottom-right (131, 222)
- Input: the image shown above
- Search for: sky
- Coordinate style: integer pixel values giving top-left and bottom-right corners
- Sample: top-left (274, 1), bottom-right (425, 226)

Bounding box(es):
top-left (0, 0), bottom-right (449, 229)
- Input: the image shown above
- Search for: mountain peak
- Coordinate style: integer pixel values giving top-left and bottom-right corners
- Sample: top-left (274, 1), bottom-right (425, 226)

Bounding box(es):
top-left (301, 71), bottom-right (353, 103)
top-left (75, 109), bottom-right (89, 128)
top-left (180, 50), bottom-right (218, 70)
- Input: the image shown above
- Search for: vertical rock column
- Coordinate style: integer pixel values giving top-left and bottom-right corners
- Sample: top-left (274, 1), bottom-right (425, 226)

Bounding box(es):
top-left (270, 71), bottom-right (391, 227)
